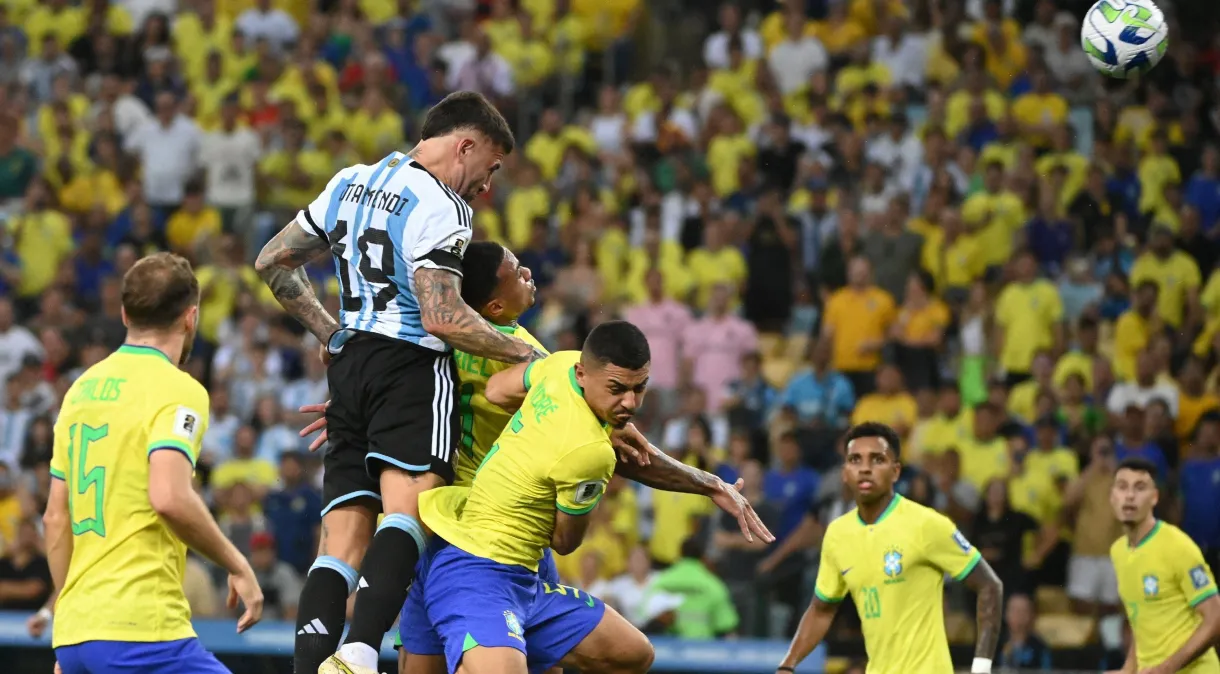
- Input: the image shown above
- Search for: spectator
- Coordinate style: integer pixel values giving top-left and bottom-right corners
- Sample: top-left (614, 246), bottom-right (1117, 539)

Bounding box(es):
top-left (775, 340), bottom-right (854, 432)
top-left (722, 351), bottom-right (778, 434)
top-left (1113, 280), bottom-right (1161, 382)
top-left (972, 479), bottom-right (1039, 596)
top-left (1063, 436), bottom-right (1122, 615)
top-left (703, 3), bottom-right (762, 70)
top-left (1114, 405), bottom-right (1170, 482)
top-left (623, 268), bottom-right (693, 423)
top-left (763, 431), bottom-right (818, 545)
top-left (251, 396), bottom-right (298, 462)
top-left (1129, 225), bottom-right (1201, 334)
top-left (768, 8), bottom-right (827, 95)
top-left (592, 545), bottom-right (659, 629)
top-left (262, 451), bottom-right (321, 575)
top-left (890, 270), bottom-right (949, 391)
top-left (682, 283), bottom-right (758, 414)
top-left (211, 425), bottom-right (279, 502)
top-left (647, 536), bottom-right (739, 639)
top-left (959, 402), bottom-right (1010, 491)
top-left (123, 90), bottom-right (200, 213)
top-left (216, 481), bottom-right (267, 561)
top-left (249, 531), bottom-right (302, 621)
top-left (235, 0), bottom-right (299, 51)
top-left (198, 94), bottom-right (261, 233)
top-left (0, 298), bottom-right (42, 383)
top-left (821, 256), bottom-right (895, 396)
top-left (994, 251), bottom-right (1064, 386)
top-left (851, 364), bottom-right (918, 440)
top-left (996, 594), bottom-right (1053, 670)
top-left (913, 381), bottom-right (973, 460)
top-left (183, 553), bottom-right (221, 618)
top-left (0, 518), bottom-right (51, 610)
top-left (1107, 350), bottom-right (1179, 420)
top-left (861, 198), bottom-right (923, 302)
top-left (165, 178), bottom-right (221, 256)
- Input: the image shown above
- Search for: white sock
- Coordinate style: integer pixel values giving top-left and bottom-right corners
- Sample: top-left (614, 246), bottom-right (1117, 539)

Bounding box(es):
top-left (337, 642), bottom-right (379, 670)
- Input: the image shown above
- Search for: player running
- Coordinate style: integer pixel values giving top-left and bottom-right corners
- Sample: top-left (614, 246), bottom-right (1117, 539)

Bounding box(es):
top-left (1108, 457), bottom-right (1219, 674)
top-left (777, 422), bottom-right (1004, 674)
top-left (295, 242), bottom-right (772, 673)
top-left (43, 253), bottom-right (264, 674)
top-left (415, 321), bottom-right (658, 673)
top-left (255, 92), bottom-right (545, 674)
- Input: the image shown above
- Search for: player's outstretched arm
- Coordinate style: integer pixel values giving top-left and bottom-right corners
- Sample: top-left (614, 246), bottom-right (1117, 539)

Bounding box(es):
top-left (612, 424), bottom-right (775, 544)
top-left (415, 267), bottom-right (545, 363)
top-left (255, 222), bottom-right (340, 347)
top-left (1147, 594), bottom-right (1220, 674)
top-left (962, 557), bottom-right (1004, 672)
top-left (777, 595), bottom-right (838, 672)
top-left (43, 477), bottom-right (72, 596)
top-left (485, 361), bottom-right (531, 411)
top-left (149, 451), bottom-right (265, 632)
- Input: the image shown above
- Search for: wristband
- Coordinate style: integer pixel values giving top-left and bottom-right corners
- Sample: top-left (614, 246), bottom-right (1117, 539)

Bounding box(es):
top-left (36, 607), bottom-right (52, 621)
top-left (971, 657), bottom-right (992, 673)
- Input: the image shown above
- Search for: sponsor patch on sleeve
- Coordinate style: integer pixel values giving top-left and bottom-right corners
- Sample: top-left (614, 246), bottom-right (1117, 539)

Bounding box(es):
top-left (953, 530), bottom-right (973, 553)
top-left (1190, 565), bottom-right (1212, 590)
top-left (173, 406), bottom-right (201, 442)
top-left (574, 480), bottom-right (606, 505)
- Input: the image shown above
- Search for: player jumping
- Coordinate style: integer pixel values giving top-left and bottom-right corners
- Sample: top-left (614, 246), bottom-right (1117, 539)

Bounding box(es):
top-left (256, 92), bottom-right (545, 674)
top-left (777, 422), bottom-right (1004, 674)
top-left (296, 243), bottom-right (773, 672)
top-left (1107, 457), bottom-right (1219, 674)
top-left (414, 320), bottom-right (658, 673)
top-left (43, 253), bottom-right (264, 674)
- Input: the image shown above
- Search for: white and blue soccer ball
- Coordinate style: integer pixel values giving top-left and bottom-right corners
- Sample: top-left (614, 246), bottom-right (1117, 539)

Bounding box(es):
top-left (1080, 0), bottom-right (1169, 79)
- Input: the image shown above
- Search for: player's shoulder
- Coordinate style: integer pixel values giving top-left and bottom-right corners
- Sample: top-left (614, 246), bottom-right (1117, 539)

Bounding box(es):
top-left (513, 324), bottom-right (547, 353)
top-left (1156, 521), bottom-right (1202, 555)
top-left (153, 364), bottom-right (210, 408)
top-left (1109, 535), bottom-right (1127, 559)
top-left (400, 158), bottom-right (474, 218)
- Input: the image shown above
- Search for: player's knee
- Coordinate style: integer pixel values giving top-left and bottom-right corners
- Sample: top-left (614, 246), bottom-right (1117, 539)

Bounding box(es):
top-left (618, 633), bottom-right (654, 673)
top-left (584, 632), bottom-right (653, 673)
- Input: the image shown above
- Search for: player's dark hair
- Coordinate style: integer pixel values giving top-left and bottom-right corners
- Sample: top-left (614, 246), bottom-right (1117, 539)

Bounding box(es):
top-left (843, 422), bottom-right (902, 459)
top-left (583, 320), bottom-right (650, 370)
top-left (420, 91), bottom-right (515, 153)
top-left (121, 252), bottom-right (200, 330)
top-left (459, 242), bottom-right (506, 311)
top-left (1116, 456), bottom-right (1158, 480)
top-left (679, 534), bottom-right (706, 561)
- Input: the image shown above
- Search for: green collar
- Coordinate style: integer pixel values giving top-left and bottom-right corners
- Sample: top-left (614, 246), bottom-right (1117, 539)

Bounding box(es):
top-left (491, 322), bottom-right (518, 335)
top-left (569, 366), bottom-right (583, 397)
top-left (1132, 519), bottom-right (1161, 550)
top-left (117, 344), bottom-right (172, 364)
top-left (857, 493), bottom-right (902, 527)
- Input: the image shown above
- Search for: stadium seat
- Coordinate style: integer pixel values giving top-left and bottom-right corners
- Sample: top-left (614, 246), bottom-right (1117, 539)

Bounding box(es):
top-left (1034, 586), bottom-right (1072, 615)
top-left (1035, 614), bottom-right (1096, 649)
top-left (762, 355), bottom-right (799, 389)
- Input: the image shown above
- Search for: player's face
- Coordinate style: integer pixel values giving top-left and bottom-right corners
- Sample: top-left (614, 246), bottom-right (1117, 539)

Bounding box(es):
top-left (457, 136), bottom-right (505, 201)
top-left (1111, 468), bottom-right (1158, 525)
top-left (576, 361), bottom-right (650, 429)
top-left (486, 248), bottom-right (536, 321)
top-left (842, 436), bottom-right (901, 505)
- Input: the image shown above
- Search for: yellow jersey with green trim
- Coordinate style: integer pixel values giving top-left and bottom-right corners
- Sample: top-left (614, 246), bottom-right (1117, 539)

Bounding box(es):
top-left (1112, 520), bottom-right (1220, 674)
top-left (453, 323), bottom-right (548, 486)
top-left (813, 494), bottom-right (981, 674)
top-left (50, 344), bottom-right (210, 648)
top-left (420, 350), bottom-right (616, 571)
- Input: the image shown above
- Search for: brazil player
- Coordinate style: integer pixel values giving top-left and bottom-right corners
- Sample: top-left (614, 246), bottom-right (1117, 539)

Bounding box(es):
top-left (415, 320), bottom-right (657, 674)
top-left (42, 253), bottom-right (264, 674)
top-left (295, 244), bottom-right (772, 673)
top-left (778, 422), bottom-right (1004, 674)
top-left (1108, 457), bottom-right (1219, 674)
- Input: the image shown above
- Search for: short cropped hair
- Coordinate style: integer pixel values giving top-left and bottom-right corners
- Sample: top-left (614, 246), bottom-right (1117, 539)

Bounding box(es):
top-left (843, 422), bottom-right (903, 459)
top-left (420, 91), bottom-right (515, 154)
top-left (460, 242), bottom-right (507, 311)
top-left (122, 252), bottom-right (200, 330)
top-left (583, 320), bottom-right (650, 370)
top-left (1116, 456), bottom-right (1158, 480)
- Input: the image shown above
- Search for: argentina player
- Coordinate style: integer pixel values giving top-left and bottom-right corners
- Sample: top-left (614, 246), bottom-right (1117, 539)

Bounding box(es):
top-left (255, 91), bottom-right (544, 674)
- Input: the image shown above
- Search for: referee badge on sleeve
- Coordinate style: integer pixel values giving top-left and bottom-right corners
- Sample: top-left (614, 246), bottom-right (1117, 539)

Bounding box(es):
top-left (173, 406), bottom-right (201, 442)
top-left (1190, 565), bottom-right (1211, 590)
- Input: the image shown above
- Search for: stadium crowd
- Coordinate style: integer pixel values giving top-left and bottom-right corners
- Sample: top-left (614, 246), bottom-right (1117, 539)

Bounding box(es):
top-left (0, 0), bottom-right (1218, 668)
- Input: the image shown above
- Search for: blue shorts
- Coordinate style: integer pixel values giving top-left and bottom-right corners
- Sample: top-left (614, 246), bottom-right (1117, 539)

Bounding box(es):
top-left (406, 541), bottom-right (603, 674)
top-left (56, 638), bottom-right (229, 674)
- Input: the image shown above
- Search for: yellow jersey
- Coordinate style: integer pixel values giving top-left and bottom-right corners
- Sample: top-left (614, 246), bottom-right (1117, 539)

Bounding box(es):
top-left (453, 324), bottom-right (548, 486)
top-left (420, 351), bottom-right (617, 571)
top-left (51, 345), bottom-right (211, 648)
top-left (815, 495), bottom-right (982, 674)
top-left (1130, 251), bottom-right (1201, 328)
top-left (994, 280), bottom-right (1063, 375)
top-left (1112, 521), bottom-right (1220, 674)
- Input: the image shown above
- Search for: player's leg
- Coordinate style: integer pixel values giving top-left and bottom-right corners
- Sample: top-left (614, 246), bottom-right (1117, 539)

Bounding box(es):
top-left (532, 586), bottom-right (654, 674)
top-left (398, 540), bottom-right (448, 674)
top-left (299, 351), bottom-right (381, 674)
top-left (337, 351), bottom-right (459, 670)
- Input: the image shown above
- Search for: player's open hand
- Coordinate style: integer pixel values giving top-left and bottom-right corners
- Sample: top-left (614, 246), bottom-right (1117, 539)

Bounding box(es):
top-left (227, 570), bottom-right (264, 633)
top-left (712, 477), bottom-right (775, 544)
top-left (298, 401), bottom-right (330, 452)
top-left (609, 423), bottom-right (652, 466)
top-left (26, 610), bottom-right (49, 639)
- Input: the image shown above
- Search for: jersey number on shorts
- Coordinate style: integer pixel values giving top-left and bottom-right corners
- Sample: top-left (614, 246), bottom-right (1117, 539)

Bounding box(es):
top-left (861, 586), bottom-right (881, 619)
top-left (66, 423), bottom-right (109, 537)
top-left (328, 219), bottom-right (397, 313)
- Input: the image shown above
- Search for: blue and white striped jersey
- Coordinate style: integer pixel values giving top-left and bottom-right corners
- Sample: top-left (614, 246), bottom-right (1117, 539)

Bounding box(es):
top-left (295, 151), bottom-right (473, 352)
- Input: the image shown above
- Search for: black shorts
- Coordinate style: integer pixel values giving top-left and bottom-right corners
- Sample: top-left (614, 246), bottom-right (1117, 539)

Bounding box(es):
top-left (321, 332), bottom-right (459, 515)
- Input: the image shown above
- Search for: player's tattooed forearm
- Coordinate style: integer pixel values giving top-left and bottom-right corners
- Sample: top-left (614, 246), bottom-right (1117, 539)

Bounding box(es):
top-left (256, 224), bottom-right (339, 344)
top-left (616, 448), bottom-right (719, 495)
top-left (964, 560), bottom-right (1003, 660)
top-left (414, 267), bottom-right (536, 363)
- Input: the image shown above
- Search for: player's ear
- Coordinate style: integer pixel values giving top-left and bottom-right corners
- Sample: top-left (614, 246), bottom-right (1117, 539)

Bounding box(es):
top-left (119, 305), bottom-right (129, 328)
top-left (184, 305), bottom-right (198, 333)
top-left (457, 136), bottom-right (475, 158)
top-left (574, 361), bottom-right (585, 387)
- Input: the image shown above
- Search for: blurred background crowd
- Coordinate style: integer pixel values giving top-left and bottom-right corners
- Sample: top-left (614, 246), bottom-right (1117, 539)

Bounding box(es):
top-left (0, 0), bottom-right (1219, 669)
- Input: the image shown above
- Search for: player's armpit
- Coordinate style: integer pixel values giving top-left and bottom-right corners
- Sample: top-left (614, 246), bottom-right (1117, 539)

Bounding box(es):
top-left (961, 557), bottom-right (1004, 662)
top-left (255, 222), bottom-right (339, 345)
top-left (414, 266), bottom-right (544, 363)
top-left (550, 509), bottom-right (594, 555)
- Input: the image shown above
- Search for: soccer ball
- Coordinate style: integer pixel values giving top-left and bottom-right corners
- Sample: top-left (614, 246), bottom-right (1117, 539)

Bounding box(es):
top-left (1080, 0), bottom-right (1169, 78)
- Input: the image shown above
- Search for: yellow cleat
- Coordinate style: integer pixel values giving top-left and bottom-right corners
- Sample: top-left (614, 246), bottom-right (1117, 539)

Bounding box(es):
top-left (317, 654), bottom-right (380, 674)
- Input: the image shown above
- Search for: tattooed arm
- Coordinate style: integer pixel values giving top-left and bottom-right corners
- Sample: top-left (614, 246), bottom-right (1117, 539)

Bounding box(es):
top-left (255, 223), bottom-right (339, 345)
top-left (415, 267), bottom-right (544, 363)
top-left (962, 558), bottom-right (1004, 668)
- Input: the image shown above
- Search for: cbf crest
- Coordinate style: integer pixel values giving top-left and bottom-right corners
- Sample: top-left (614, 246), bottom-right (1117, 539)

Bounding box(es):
top-left (883, 547), bottom-right (904, 582)
top-left (504, 610), bottom-right (524, 642)
top-left (1142, 574), bottom-right (1159, 598)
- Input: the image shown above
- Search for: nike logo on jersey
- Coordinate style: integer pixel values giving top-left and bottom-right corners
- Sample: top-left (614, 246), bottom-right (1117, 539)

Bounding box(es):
top-left (297, 618), bottom-right (330, 635)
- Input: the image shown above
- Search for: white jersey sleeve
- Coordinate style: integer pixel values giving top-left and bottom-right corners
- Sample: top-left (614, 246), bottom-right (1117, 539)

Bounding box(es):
top-left (295, 164), bottom-right (365, 241)
top-left (407, 168), bottom-right (473, 277)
